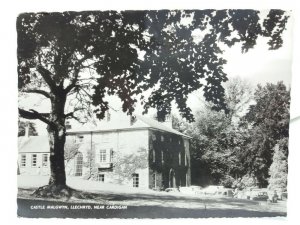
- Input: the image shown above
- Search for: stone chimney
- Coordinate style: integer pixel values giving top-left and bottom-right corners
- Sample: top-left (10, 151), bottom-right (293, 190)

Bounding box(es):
top-left (24, 123), bottom-right (30, 138)
top-left (162, 114), bottom-right (173, 129)
top-left (65, 121), bottom-right (72, 130)
top-left (153, 113), bottom-right (173, 129)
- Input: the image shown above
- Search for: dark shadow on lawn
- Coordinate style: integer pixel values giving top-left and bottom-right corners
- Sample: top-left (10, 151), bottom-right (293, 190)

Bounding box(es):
top-left (18, 187), bottom-right (281, 211)
top-left (17, 198), bottom-right (286, 218)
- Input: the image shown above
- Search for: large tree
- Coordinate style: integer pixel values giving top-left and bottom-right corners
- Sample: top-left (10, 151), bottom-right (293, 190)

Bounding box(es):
top-left (241, 82), bottom-right (290, 187)
top-left (176, 78), bottom-right (254, 186)
top-left (17, 10), bottom-right (289, 197)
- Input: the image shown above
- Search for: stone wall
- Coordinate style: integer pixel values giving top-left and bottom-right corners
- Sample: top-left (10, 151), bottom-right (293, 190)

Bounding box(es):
top-left (66, 129), bottom-right (150, 188)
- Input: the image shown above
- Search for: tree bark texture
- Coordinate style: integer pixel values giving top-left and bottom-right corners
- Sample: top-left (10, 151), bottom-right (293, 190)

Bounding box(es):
top-left (47, 91), bottom-right (67, 186)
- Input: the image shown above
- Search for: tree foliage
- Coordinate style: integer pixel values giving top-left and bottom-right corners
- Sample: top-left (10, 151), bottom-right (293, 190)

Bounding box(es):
top-left (173, 78), bottom-right (253, 186)
top-left (18, 120), bottom-right (38, 136)
top-left (268, 138), bottom-right (288, 191)
top-left (241, 82), bottom-right (290, 187)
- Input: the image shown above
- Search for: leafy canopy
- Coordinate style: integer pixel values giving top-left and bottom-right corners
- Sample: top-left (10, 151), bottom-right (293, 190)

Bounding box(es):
top-left (18, 10), bottom-right (289, 123)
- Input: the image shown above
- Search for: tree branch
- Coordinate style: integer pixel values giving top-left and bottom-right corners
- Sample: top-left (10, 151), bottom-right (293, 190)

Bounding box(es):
top-left (64, 111), bottom-right (81, 121)
top-left (64, 54), bottom-right (93, 94)
top-left (22, 89), bottom-right (51, 98)
top-left (18, 108), bottom-right (53, 126)
top-left (36, 65), bottom-right (57, 92)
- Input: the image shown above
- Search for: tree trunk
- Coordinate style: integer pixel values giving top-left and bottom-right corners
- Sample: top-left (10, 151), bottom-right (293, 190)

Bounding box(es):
top-left (48, 91), bottom-right (67, 186)
top-left (33, 91), bottom-right (73, 198)
top-left (48, 123), bottom-right (66, 186)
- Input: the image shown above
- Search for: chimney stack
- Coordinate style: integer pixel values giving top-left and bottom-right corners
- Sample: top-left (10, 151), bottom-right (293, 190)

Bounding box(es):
top-left (24, 123), bottom-right (30, 138)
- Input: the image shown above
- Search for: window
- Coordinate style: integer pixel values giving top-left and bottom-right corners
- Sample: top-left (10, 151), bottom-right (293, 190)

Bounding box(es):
top-left (75, 153), bottom-right (83, 176)
top-left (161, 135), bottom-right (164, 142)
top-left (99, 150), bottom-right (107, 163)
top-left (97, 174), bottom-right (105, 182)
top-left (21, 154), bottom-right (26, 167)
top-left (161, 151), bottom-right (164, 164)
top-left (110, 149), bottom-right (114, 162)
top-left (185, 154), bottom-right (187, 166)
top-left (42, 154), bottom-right (48, 167)
top-left (152, 134), bottom-right (156, 141)
top-left (76, 135), bottom-right (84, 143)
top-left (132, 173), bottom-right (139, 187)
top-left (153, 173), bottom-right (156, 188)
top-left (152, 150), bottom-right (155, 163)
top-left (178, 152), bottom-right (181, 165)
top-left (31, 154), bottom-right (37, 167)
top-left (178, 139), bottom-right (181, 144)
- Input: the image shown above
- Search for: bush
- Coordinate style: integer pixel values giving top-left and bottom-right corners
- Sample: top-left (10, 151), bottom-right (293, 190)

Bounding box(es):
top-left (220, 175), bottom-right (235, 188)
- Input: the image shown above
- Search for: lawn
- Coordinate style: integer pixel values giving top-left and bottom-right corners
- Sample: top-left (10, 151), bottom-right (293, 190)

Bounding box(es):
top-left (17, 175), bottom-right (287, 218)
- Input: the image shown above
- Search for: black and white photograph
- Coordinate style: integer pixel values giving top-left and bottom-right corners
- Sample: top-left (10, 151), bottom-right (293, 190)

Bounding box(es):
top-left (12, 1), bottom-right (297, 220)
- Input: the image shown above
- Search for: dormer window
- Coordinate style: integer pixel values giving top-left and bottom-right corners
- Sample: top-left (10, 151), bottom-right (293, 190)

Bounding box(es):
top-left (76, 135), bottom-right (84, 143)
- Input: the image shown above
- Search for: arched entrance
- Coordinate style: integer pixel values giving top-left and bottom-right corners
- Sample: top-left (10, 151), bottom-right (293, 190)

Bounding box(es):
top-left (169, 169), bottom-right (176, 188)
top-left (75, 152), bottom-right (83, 176)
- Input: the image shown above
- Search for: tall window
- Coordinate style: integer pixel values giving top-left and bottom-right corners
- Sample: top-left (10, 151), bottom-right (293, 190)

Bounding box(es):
top-left (21, 154), bottom-right (26, 167)
top-left (153, 173), bottom-right (156, 188)
top-left (75, 153), bottom-right (83, 176)
top-left (99, 150), bottom-right (107, 163)
top-left (178, 152), bottom-right (181, 165)
top-left (31, 154), bottom-right (37, 167)
top-left (185, 154), bottom-right (187, 166)
top-left (42, 154), bottom-right (48, 167)
top-left (110, 149), bottom-right (114, 162)
top-left (132, 173), bottom-right (139, 187)
top-left (161, 151), bottom-right (164, 164)
top-left (97, 174), bottom-right (105, 182)
top-left (152, 150), bottom-right (155, 163)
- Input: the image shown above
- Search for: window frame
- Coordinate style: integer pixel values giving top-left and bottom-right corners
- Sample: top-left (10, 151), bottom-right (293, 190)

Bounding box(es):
top-left (21, 154), bottom-right (26, 167)
top-left (31, 154), bottom-right (37, 167)
top-left (99, 149), bottom-right (107, 163)
top-left (97, 174), bottom-right (105, 182)
top-left (75, 153), bottom-right (83, 176)
top-left (42, 154), bottom-right (48, 167)
top-left (132, 173), bottom-right (139, 187)
top-left (153, 173), bottom-right (156, 188)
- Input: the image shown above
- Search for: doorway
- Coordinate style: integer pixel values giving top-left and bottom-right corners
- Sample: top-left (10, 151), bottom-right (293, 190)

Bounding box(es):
top-left (169, 169), bottom-right (176, 188)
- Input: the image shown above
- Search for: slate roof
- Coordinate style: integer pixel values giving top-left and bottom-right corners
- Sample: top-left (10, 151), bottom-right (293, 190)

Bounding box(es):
top-left (18, 115), bottom-right (190, 153)
top-left (67, 114), bottom-right (191, 138)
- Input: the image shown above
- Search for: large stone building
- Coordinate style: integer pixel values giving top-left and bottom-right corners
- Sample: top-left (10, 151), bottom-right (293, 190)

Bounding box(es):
top-left (18, 111), bottom-right (191, 190)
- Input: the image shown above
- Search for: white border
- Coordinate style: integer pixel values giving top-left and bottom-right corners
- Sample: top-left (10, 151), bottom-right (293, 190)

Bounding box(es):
top-left (0, 1), bottom-right (299, 225)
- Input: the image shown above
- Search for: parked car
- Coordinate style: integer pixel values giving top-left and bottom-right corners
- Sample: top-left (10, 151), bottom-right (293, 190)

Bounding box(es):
top-left (216, 188), bottom-right (234, 197)
top-left (200, 185), bottom-right (224, 195)
top-left (179, 186), bottom-right (202, 195)
top-left (273, 189), bottom-right (287, 200)
top-left (248, 189), bottom-right (269, 201)
top-left (165, 188), bottom-right (180, 193)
